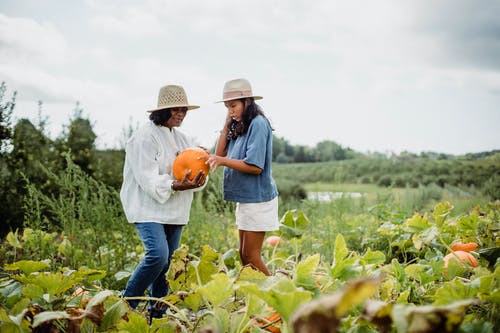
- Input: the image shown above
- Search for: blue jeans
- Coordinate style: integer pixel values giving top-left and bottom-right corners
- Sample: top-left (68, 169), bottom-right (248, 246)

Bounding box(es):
top-left (123, 222), bottom-right (183, 310)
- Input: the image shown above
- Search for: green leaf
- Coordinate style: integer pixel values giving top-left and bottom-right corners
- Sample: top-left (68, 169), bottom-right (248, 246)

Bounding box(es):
top-left (333, 234), bottom-right (348, 266)
top-left (117, 310), bottom-right (150, 332)
top-left (196, 245), bottom-right (220, 285)
top-left (406, 213), bottom-right (431, 231)
top-left (85, 290), bottom-right (114, 309)
top-left (433, 280), bottom-right (478, 305)
top-left (99, 299), bottom-right (129, 332)
top-left (198, 273), bottom-right (233, 307)
top-left (279, 210), bottom-right (310, 238)
top-left (32, 311), bottom-right (70, 328)
top-left (294, 254), bottom-right (320, 291)
top-left (360, 249), bottom-right (386, 266)
top-left (239, 275), bottom-right (312, 322)
top-left (75, 267), bottom-right (106, 281)
top-left (432, 201), bottom-right (453, 226)
top-left (22, 284), bottom-right (44, 299)
top-left (4, 260), bottom-right (50, 275)
top-left (6, 231), bottom-right (22, 249)
top-left (15, 272), bottom-right (80, 297)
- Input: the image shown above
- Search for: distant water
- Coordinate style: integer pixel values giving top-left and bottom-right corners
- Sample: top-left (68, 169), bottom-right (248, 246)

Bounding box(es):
top-left (307, 192), bottom-right (363, 202)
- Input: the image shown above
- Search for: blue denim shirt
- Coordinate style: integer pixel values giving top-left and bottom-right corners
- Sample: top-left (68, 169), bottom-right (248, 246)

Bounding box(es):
top-left (223, 115), bottom-right (278, 203)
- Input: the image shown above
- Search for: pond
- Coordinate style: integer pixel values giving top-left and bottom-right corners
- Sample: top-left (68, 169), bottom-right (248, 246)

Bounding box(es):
top-left (307, 191), bottom-right (364, 202)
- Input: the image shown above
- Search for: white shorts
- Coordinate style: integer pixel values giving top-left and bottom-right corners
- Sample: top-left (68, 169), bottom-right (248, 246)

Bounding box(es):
top-left (235, 196), bottom-right (279, 232)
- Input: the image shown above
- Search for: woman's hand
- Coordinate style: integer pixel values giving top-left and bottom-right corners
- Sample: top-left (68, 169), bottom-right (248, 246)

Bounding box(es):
top-left (172, 170), bottom-right (206, 191)
top-left (206, 154), bottom-right (224, 171)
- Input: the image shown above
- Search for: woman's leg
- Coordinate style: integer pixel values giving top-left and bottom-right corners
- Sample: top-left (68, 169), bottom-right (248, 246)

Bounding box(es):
top-left (149, 224), bottom-right (183, 301)
top-left (239, 230), bottom-right (270, 276)
top-left (122, 222), bottom-right (169, 309)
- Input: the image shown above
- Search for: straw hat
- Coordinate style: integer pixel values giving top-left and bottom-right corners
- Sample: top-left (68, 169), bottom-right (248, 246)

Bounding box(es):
top-left (216, 78), bottom-right (262, 103)
top-left (148, 84), bottom-right (199, 112)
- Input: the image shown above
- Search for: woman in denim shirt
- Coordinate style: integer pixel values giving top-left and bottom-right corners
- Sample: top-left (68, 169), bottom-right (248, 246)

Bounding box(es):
top-left (208, 78), bottom-right (279, 275)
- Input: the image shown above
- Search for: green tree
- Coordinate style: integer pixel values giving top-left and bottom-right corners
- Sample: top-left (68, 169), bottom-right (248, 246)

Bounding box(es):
top-left (56, 102), bottom-right (97, 175)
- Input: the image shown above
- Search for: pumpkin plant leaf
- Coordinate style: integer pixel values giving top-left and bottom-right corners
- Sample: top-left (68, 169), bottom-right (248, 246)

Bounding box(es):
top-left (294, 254), bottom-right (320, 292)
top-left (32, 311), bottom-right (71, 329)
top-left (432, 201), bottom-right (454, 226)
top-left (4, 260), bottom-right (50, 275)
top-left (198, 273), bottom-right (233, 307)
top-left (117, 310), bottom-right (150, 332)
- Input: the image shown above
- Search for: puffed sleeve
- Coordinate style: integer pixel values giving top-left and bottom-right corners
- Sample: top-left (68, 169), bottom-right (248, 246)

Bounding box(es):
top-left (243, 117), bottom-right (268, 169)
top-left (126, 135), bottom-right (174, 203)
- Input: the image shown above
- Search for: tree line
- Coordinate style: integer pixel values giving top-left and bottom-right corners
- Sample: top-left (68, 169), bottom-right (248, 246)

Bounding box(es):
top-left (1, 82), bottom-right (499, 237)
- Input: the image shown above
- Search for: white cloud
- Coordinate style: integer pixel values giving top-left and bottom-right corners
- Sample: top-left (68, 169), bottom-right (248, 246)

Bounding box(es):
top-left (0, 13), bottom-right (68, 65)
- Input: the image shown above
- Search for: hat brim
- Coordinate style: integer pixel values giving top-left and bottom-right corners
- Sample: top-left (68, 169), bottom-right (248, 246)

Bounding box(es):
top-left (147, 104), bottom-right (200, 113)
top-left (215, 96), bottom-right (263, 103)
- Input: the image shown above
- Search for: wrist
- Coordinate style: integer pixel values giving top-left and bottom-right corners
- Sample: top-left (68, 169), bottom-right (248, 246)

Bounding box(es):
top-left (171, 180), bottom-right (176, 191)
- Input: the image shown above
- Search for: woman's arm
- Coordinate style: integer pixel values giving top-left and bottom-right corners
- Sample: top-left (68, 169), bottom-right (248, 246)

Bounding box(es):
top-left (208, 155), bottom-right (262, 175)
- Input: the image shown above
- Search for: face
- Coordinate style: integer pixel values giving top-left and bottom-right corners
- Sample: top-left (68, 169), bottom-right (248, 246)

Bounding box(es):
top-left (224, 99), bottom-right (246, 122)
top-left (165, 107), bottom-right (188, 128)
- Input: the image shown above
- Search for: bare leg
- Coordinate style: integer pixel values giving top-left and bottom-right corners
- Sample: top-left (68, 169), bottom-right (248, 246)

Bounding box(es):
top-left (239, 230), bottom-right (270, 276)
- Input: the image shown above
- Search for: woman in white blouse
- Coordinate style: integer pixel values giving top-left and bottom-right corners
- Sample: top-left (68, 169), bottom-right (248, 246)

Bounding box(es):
top-left (120, 84), bottom-right (206, 320)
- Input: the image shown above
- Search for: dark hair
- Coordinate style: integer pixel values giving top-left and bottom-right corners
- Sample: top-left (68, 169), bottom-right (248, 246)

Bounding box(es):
top-left (149, 109), bottom-right (172, 125)
top-left (226, 98), bottom-right (266, 140)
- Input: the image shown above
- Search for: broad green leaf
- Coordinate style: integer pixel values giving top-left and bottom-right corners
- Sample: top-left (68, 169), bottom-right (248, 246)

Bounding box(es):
top-left (85, 290), bottom-right (114, 309)
top-left (32, 311), bottom-right (70, 328)
top-left (360, 249), bottom-right (386, 266)
top-left (167, 244), bottom-right (195, 292)
top-left (236, 266), bottom-right (268, 283)
top-left (99, 299), bottom-right (129, 332)
top-left (6, 231), bottom-right (22, 249)
top-left (333, 275), bottom-right (382, 317)
top-left (57, 237), bottom-right (72, 256)
top-left (294, 254), bottom-right (320, 291)
top-left (22, 284), bottom-right (44, 299)
top-left (433, 280), bottom-right (478, 305)
top-left (76, 267), bottom-right (106, 281)
top-left (4, 260), bottom-right (50, 275)
top-left (117, 310), bottom-right (150, 332)
top-left (406, 213), bottom-right (431, 231)
top-left (195, 245), bottom-right (220, 285)
top-left (198, 273), bottom-right (233, 307)
top-left (15, 272), bottom-right (80, 297)
top-left (333, 234), bottom-right (348, 267)
top-left (212, 307), bottom-right (231, 333)
top-left (432, 201), bottom-right (454, 226)
top-left (222, 248), bottom-right (238, 269)
top-left (10, 298), bottom-right (31, 317)
top-left (183, 291), bottom-right (203, 312)
top-left (279, 210), bottom-right (310, 238)
top-left (239, 275), bottom-right (312, 321)
top-left (404, 264), bottom-right (427, 281)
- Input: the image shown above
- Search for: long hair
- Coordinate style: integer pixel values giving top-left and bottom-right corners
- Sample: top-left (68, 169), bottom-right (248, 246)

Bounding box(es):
top-left (149, 109), bottom-right (172, 126)
top-left (226, 98), bottom-right (266, 140)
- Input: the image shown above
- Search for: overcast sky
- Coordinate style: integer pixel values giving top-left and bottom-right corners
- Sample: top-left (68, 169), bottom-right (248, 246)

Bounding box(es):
top-left (1, 0), bottom-right (499, 155)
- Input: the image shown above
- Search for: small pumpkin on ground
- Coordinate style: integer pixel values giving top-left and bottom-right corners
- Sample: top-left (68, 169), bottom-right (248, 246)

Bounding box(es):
top-left (172, 148), bottom-right (210, 181)
top-left (451, 241), bottom-right (478, 252)
top-left (444, 250), bottom-right (479, 268)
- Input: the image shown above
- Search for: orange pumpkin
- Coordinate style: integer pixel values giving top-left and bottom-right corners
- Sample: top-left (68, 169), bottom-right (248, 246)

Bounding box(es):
top-left (444, 250), bottom-right (479, 268)
top-left (451, 242), bottom-right (478, 252)
top-left (256, 308), bottom-right (282, 333)
top-left (265, 235), bottom-right (283, 247)
top-left (172, 148), bottom-right (210, 181)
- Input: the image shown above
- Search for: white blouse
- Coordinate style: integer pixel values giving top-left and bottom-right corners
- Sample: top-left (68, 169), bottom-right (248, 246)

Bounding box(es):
top-left (120, 121), bottom-right (204, 224)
